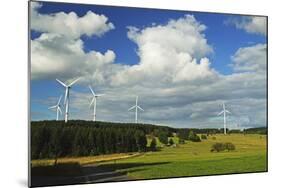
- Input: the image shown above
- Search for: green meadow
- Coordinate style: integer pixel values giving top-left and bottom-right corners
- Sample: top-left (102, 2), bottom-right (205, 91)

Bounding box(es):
top-left (32, 133), bottom-right (267, 183)
top-left (102, 134), bottom-right (267, 179)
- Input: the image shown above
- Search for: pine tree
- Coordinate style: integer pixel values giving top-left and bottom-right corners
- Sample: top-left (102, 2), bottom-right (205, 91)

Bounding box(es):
top-left (150, 137), bottom-right (157, 151)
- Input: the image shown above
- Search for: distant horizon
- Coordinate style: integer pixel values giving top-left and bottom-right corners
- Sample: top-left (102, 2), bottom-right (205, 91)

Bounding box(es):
top-left (30, 1), bottom-right (267, 129)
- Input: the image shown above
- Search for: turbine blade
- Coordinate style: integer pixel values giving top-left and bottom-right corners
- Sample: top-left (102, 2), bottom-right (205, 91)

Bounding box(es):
top-left (137, 106), bottom-right (144, 111)
top-left (128, 105), bottom-right (136, 111)
top-left (56, 79), bottom-right (67, 87)
top-left (225, 110), bottom-right (231, 114)
top-left (89, 86), bottom-right (95, 96)
top-left (57, 95), bottom-right (62, 105)
top-left (217, 111), bottom-right (224, 116)
top-left (89, 97), bottom-right (95, 108)
top-left (48, 106), bottom-right (56, 109)
top-left (69, 78), bottom-right (80, 87)
top-left (96, 94), bottom-right (105, 97)
top-left (58, 106), bottom-right (62, 114)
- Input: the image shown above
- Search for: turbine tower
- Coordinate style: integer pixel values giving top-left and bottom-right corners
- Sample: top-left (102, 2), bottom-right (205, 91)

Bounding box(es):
top-left (56, 78), bottom-right (80, 123)
top-left (128, 96), bottom-right (144, 123)
top-left (48, 95), bottom-right (62, 121)
top-left (89, 86), bottom-right (104, 121)
top-left (217, 102), bottom-right (231, 135)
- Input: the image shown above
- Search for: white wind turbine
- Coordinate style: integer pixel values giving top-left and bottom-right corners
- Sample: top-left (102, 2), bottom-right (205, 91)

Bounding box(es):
top-left (89, 86), bottom-right (104, 121)
top-left (56, 78), bottom-right (80, 123)
top-left (217, 102), bottom-right (231, 135)
top-left (128, 96), bottom-right (144, 123)
top-left (236, 123), bottom-right (240, 129)
top-left (48, 95), bottom-right (62, 121)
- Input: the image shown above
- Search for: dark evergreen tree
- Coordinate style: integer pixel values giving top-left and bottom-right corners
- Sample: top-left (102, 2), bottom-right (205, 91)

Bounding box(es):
top-left (158, 131), bottom-right (168, 145)
top-left (50, 126), bottom-right (63, 165)
top-left (188, 131), bottom-right (201, 142)
top-left (169, 138), bottom-right (174, 145)
top-left (150, 137), bottom-right (157, 151)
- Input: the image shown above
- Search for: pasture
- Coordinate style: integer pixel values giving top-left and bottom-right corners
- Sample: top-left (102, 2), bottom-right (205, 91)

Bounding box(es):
top-left (32, 133), bottom-right (267, 181)
top-left (113, 134), bottom-right (267, 179)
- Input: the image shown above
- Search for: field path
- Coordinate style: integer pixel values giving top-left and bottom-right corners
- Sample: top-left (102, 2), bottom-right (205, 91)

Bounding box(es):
top-left (31, 154), bottom-right (145, 187)
top-left (81, 163), bottom-right (131, 183)
top-left (31, 163), bottom-right (131, 187)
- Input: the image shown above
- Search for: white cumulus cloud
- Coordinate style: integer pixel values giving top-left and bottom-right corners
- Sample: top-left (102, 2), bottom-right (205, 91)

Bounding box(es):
top-left (30, 2), bottom-right (121, 84)
top-left (31, 33), bottom-right (118, 83)
top-left (231, 43), bottom-right (267, 73)
top-left (113, 15), bottom-right (217, 86)
top-left (30, 2), bottom-right (114, 39)
top-left (226, 16), bottom-right (267, 35)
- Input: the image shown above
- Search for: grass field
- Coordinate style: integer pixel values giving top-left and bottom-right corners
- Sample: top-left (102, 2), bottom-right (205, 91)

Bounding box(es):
top-left (32, 153), bottom-right (141, 167)
top-left (31, 134), bottom-right (267, 180)
top-left (103, 134), bottom-right (267, 179)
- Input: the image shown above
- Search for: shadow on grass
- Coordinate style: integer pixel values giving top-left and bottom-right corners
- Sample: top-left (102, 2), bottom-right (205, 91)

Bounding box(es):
top-left (32, 162), bottom-right (82, 177)
top-left (31, 161), bottom-right (170, 187)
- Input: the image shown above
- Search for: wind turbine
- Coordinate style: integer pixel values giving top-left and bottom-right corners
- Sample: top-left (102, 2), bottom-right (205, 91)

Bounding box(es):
top-left (89, 86), bottom-right (104, 121)
top-left (56, 78), bottom-right (80, 123)
top-left (236, 122), bottom-right (242, 131)
top-left (128, 96), bottom-right (144, 123)
top-left (217, 102), bottom-right (231, 135)
top-left (48, 95), bottom-right (62, 121)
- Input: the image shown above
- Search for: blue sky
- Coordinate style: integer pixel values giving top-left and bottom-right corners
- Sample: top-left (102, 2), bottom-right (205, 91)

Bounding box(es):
top-left (30, 1), bottom-right (267, 129)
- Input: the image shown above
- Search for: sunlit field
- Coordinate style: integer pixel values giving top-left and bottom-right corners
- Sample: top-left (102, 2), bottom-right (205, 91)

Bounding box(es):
top-left (115, 134), bottom-right (267, 179)
top-left (32, 134), bottom-right (267, 180)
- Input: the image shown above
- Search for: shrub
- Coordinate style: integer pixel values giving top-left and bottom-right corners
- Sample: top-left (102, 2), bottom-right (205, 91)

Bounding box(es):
top-left (188, 131), bottom-right (201, 142)
top-left (178, 138), bottom-right (185, 144)
top-left (224, 142), bottom-right (235, 151)
top-left (211, 143), bottom-right (226, 152)
top-left (211, 142), bottom-right (235, 152)
top-left (192, 135), bottom-right (201, 142)
top-left (201, 134), bottom-right (207, 140)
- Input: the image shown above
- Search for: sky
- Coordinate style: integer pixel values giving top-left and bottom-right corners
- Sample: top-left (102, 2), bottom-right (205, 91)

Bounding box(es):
top-left (30, 1), bottom-right (267, 129)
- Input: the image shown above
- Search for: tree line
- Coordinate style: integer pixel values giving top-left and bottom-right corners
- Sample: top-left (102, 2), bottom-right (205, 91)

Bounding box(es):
top-left (31, 122), bottom-right (150, 160)
top-left (31, 120), bottom-right (267, 160)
